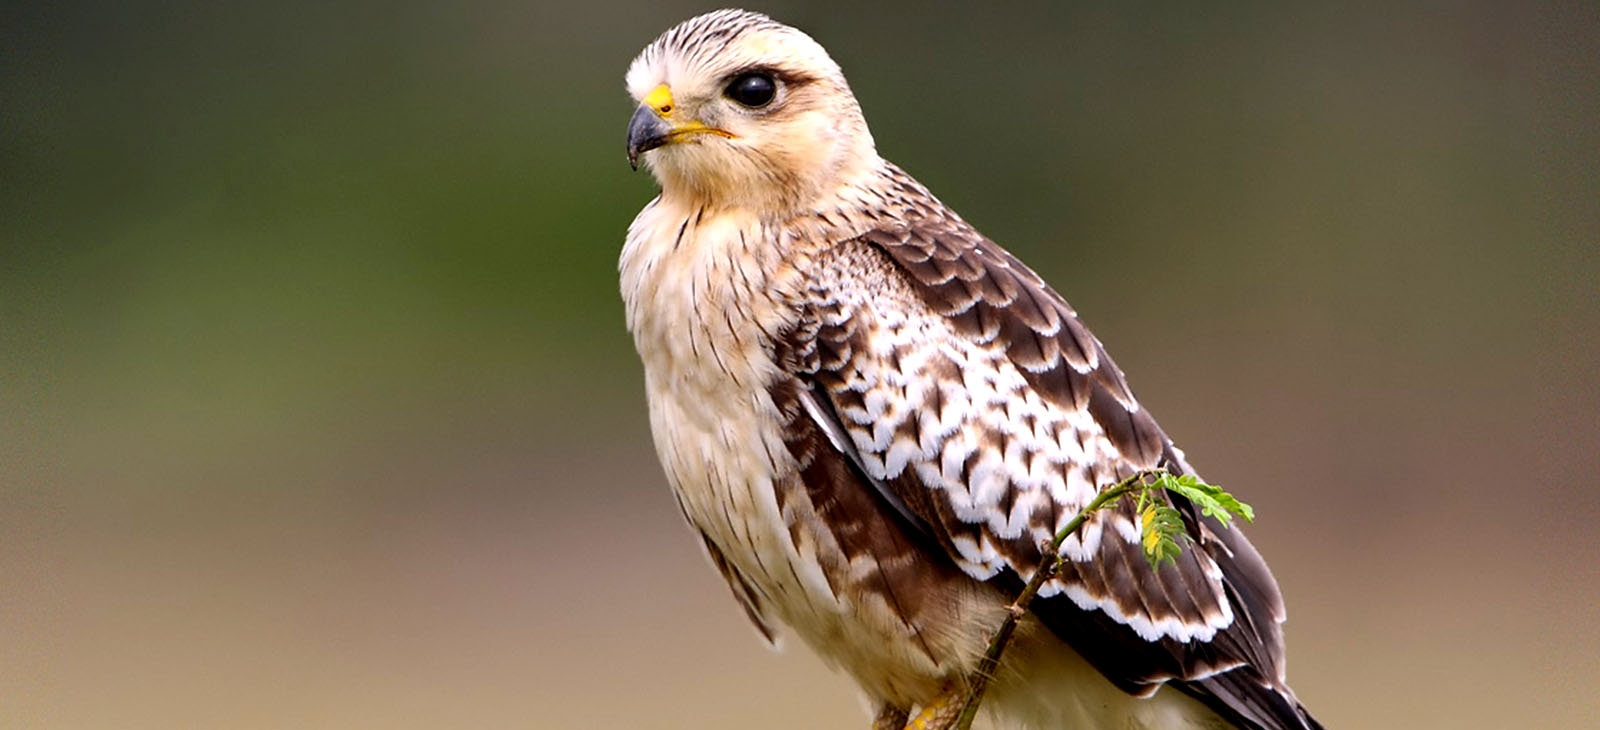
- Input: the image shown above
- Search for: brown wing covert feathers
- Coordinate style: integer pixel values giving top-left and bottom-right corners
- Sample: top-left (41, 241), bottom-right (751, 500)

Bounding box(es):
top-left (771, 166), bottom-right (1319, 729)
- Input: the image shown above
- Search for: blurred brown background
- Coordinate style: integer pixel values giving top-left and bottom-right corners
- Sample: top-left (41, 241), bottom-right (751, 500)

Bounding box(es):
top-left (3, 1), bottom-right (1597, 728)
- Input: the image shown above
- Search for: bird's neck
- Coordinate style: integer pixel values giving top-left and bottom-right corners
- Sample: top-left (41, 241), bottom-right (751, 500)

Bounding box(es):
top-left (619, 160), bottom-right (898, 400)
top-left (620, 198), bottom-right (798, 393)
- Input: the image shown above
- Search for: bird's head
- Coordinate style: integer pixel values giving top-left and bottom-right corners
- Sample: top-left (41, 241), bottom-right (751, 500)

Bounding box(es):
top-left (625, 9), bottom-right (878, 213)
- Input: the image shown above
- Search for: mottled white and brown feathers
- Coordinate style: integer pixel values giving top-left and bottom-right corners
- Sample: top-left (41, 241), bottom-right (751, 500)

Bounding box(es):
top-left (621, 9), bottom-right (1321, 730)
top-left (761, 165), bottom-right (1319, 730)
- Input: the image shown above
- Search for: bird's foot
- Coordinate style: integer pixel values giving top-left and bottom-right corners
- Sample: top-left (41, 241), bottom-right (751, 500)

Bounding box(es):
top-left (872, 705), bottom-right (909, 730)
top-left (901, 691), bottom-right (963, 730)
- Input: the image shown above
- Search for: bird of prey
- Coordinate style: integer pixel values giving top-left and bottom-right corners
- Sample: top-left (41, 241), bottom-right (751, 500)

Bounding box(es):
top-left (620, 10), bottom-right (1322, 730)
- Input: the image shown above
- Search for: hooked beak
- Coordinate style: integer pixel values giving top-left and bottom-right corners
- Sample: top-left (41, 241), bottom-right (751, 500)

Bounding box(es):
top-left (625, 83), bottom-right (736, 171)
top-left (627, 104), bottom-right (672, 171)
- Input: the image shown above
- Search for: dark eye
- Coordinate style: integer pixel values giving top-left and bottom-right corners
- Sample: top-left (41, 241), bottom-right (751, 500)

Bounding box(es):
top-left (725, 72), bottom-right (777, 108)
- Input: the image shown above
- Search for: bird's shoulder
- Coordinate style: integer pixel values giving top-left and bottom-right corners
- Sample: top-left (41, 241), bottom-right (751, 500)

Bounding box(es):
top-left (789, 163), bottom-right (1167, 474)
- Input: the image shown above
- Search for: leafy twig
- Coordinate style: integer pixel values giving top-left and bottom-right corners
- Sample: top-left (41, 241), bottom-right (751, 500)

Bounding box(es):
top-left (943, 469), bottom-right (1253, 730)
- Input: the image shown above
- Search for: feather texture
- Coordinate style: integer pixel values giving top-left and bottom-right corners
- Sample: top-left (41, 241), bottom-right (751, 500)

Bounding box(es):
top-left (620, 9), bottom-right (1322, 729)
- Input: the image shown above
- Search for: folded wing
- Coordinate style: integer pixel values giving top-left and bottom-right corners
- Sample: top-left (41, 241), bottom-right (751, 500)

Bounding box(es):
top-left (774, 170), bottom-right (1320, 729)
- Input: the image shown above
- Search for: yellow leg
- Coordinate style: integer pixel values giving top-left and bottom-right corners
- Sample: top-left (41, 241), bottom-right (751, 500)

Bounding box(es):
top-left (872, 705), bottom-right (909, 730)
top-left (903, 691), bottom-right (964, 730)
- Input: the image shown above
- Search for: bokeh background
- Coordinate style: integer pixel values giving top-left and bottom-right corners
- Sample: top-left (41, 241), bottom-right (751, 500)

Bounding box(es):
top-left (4, 1), bottom-right (1598, 728)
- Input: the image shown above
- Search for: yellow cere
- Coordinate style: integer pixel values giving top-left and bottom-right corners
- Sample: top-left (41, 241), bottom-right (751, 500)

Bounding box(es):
top-left (643, 84), bottom-right (675, 116)
top-left (641, 82), bottom-right (736, 141)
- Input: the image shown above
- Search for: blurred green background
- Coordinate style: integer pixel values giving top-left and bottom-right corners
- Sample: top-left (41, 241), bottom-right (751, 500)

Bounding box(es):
top-left (4, 1), bottom-right (1598, 728)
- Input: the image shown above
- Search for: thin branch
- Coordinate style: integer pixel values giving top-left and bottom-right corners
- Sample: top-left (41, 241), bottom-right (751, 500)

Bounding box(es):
top-left (947, 470), bottom-right (1163, 730)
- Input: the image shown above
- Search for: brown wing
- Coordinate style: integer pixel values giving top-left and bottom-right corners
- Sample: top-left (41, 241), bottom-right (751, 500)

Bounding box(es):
top-left (772, 166), bottom-right (1321, 730)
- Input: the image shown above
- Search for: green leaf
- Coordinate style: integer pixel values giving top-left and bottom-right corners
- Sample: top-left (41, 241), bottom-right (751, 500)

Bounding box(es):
top-left (1137, 498), bottom-right (1185, 569)
top-left (1154, 473), bottom-right (1255, 526)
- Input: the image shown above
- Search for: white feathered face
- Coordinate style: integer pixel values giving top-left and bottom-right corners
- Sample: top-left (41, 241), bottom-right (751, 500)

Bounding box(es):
top-left (625, 10), bottom-right (876, 211)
